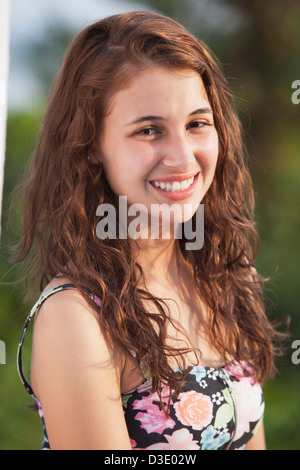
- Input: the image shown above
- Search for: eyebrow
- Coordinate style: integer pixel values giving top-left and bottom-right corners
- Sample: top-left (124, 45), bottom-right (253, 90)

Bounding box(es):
top-left (127, 107), bottom-right (213, 126)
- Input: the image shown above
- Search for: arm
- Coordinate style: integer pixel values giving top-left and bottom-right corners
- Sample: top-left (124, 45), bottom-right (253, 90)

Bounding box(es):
top-left (245, 420), bottom-right (266, 450)
top-left (31, 288), bottom-right (132, 450)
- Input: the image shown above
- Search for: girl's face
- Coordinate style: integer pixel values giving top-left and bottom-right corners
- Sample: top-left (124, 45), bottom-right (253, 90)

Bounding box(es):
top-left (94, 66), bottom-right (219, 232)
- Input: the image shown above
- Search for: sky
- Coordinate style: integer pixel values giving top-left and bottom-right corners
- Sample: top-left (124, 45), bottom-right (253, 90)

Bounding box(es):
top-left (8, 0), bottom-right (242, 110)
top-left (8, 0), bottom-right (144, 109)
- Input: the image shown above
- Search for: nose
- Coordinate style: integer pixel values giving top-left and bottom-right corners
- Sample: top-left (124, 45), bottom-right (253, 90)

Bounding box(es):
top-left (162, 131), bottom-right (195, 170)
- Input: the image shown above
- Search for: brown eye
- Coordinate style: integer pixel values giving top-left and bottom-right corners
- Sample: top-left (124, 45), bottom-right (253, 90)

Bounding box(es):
top-left (187, 121), bottom-right (210, 130)
top-left (135, 127), bottom-right (161, 139)
top-left (139, 128), bottom-right (157, 135)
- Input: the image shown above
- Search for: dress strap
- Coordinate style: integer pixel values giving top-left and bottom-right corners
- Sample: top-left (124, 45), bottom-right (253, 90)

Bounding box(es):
top-left (17, 283), bottom-right (78, 400)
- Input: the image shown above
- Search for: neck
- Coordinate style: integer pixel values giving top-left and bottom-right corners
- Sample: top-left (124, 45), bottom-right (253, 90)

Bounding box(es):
top-left (132, 237), bottom-right (190, 289)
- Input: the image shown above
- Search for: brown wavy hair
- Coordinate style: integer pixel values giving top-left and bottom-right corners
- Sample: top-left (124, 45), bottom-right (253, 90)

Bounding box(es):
top-left (12, 11), bottom-right (284, 402)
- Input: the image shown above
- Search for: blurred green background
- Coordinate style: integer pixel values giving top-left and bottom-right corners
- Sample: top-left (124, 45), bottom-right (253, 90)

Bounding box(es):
top-left (1, 0), bottom-right (300, 450)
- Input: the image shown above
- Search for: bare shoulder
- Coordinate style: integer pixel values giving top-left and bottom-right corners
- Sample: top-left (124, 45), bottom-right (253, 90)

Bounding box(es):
top-left (38, 275), bottom-right (99, 321)
top-left (30, 276), bottom-right (130, 449)
top-left (32, 277), bottom-right (106, 358)
top-left (245, 420), bottom-right (266, 450)
top-left (32, 276), bottom-right (123, 383)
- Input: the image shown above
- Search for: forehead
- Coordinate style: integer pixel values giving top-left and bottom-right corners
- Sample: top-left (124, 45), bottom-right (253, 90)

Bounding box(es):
top-left (106, 65), bottom-right (209, 118)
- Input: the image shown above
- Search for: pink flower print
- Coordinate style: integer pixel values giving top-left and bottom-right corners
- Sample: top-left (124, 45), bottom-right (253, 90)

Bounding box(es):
top-left (136, 380), bottom-right (153, 394)
top-left (88, 293), bottom-right (101, 307)
top-left (133, 389), bottom-right (176, 435)
top-left (133, 386), bottom-right (172, 412)
top-left (230, 377), bottom-right (265, 441)
top-left (130, 438), bottom-right (137, 448)
top-left (174, 391), bottom-right (213, 431)
top-left (36, 400), bottom-right (44, 419)
top-left (152, 386), bottom-right (174, 404)
top-left (144, 429), bottom-right (200, 450)
top-left (225, 360), bottom-right (256, 384)
top-left (134, 403), bottom-right (176, 434)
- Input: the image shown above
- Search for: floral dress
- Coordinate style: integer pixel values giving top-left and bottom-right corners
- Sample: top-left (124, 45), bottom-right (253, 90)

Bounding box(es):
top-left (17, 284), bottom-right (265, 450)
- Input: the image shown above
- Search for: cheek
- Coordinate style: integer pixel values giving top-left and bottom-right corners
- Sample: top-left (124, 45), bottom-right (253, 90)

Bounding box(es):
top-left (128, 141), bottom-right (160, 167)
top-left (100, 142), bottom-right (153, 194)
top-left (198, 131), bottom-right (219, 171)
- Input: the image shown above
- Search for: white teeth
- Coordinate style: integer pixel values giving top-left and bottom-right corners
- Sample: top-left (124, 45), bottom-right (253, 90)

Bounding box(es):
top-left (151, 176), bottom-right (195, 192)
top-left (172, 182), bottom-right (181, 191)
top-left (180, 180), bottom-right (189, 190)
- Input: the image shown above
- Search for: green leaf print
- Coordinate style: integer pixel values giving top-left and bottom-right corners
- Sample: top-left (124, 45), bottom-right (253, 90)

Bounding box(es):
top-left (122, 393), bottom-right (133, 409)
top-left (222, 387), bottom-right (232, 405)
top-left (214, 403), bottom-right (234, 429)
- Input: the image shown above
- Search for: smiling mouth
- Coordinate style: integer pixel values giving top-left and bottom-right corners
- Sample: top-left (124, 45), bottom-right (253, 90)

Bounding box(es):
top-left (149, 173), bottom-right (199, 192)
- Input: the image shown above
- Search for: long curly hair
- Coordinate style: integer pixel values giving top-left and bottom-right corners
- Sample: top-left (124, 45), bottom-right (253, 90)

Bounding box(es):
top-left (12, 11), bottom-right (283, 401)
